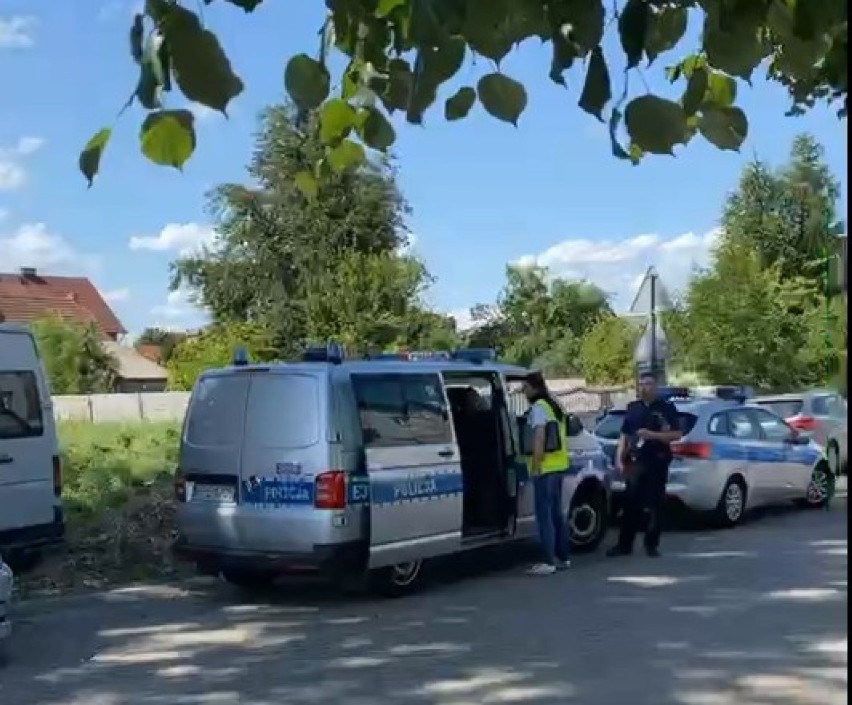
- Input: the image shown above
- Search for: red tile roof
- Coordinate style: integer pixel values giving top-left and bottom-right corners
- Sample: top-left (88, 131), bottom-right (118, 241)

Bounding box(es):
top-left (0, 270), bottom-right (126, 337)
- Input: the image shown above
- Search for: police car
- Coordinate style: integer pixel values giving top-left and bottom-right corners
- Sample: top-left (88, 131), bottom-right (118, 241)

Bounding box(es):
top-left (0, 553), bottom-right (11, 652)
top-left (593, 386), bottom-right (833, 526)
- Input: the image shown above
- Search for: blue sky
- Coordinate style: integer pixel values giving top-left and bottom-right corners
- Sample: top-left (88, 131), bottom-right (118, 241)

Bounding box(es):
top-left (1, 1), bottom-right (847, 340)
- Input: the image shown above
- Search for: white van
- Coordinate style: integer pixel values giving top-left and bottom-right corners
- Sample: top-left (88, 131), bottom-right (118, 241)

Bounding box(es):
top-left (0, 324), bottom-right (64, 565)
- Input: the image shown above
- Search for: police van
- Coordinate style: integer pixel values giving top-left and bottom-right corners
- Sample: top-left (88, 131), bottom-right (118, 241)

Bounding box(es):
top-left (173, 345), bottom-right (612, 596)
top-left (0, 323), bottom-right (64, 567)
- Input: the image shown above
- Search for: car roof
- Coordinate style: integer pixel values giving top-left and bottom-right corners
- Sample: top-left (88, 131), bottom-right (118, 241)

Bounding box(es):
top-left (201, 360), bottom-right (530, 379)
top-left (603, 397), bottom-right (738, 415)
top-left (753, 390), bottom-right (838, 402)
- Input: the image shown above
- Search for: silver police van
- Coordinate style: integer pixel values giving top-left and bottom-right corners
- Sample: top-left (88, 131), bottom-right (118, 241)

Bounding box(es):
top-left (173, 346), bottom-right (611, 596)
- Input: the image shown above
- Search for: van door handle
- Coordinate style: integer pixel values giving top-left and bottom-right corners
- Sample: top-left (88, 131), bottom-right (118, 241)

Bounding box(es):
top-left (437, 448), bottom-right (455, 458)
top-left (0, 454), bottom-right (12, 464)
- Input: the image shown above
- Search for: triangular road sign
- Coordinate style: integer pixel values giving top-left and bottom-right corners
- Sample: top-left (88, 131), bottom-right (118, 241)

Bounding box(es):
top-left (628, 266), bottom-right (673, 315)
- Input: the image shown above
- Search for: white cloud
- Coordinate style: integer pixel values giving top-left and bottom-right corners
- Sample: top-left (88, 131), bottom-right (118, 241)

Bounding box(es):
top-left (129, 222), bottom-right (217, 256)
top-left (0, 223), bottom-right (100, 272)
top-left (514, 228), bottom-right (721, 311)
top-left (0, 16), bottom-right (37, 49)
top-left (150, 289), bottom-right (205, 320)
top-left (0, 136), bottom-right (45, 190)
top-left (101, 287), bottom-right (130, 303)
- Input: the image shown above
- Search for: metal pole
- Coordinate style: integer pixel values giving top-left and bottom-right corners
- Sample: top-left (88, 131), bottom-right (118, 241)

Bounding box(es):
top-left (650, 271), bottom-right (657, 378)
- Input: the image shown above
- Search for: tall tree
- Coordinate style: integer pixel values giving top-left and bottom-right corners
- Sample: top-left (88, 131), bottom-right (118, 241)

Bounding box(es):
top-left (579, 315), bottom-right (640, 385)
top-left (171, 103), bottom-right (437, 357)
top-left (31, 317), bottom-right (119, 394)
top-left (81, 1), bottom-right (847, 188)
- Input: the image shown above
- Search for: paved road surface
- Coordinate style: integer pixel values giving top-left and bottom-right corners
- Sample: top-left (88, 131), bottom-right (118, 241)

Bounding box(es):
top-left (1, 504), bottom-right (847, 705)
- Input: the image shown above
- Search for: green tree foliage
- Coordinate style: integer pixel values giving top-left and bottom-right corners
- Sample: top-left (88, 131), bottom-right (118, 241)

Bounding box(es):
top-left (135, 327), bottom-right (187, 363)
top-left (80, 0), bottom-right (847, 191)
top-left (166, 322), bottom-right (277, 390)
top-left (464, 265), bottom-right (611, 374)
top-left (31, 317), bottom-right (119, 394)
top-left (170, 103), bottom-right (444, 358)
top-left (722, 135), bottom-right (844, 285)
top-left (579, 315), bottom-right (641, 384)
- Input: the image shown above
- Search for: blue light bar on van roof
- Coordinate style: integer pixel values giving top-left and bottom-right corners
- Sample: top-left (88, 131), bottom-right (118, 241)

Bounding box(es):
top-left (233, 346), bottom-right (249, 366)
top-left (450, 348), bottom-right (497, 363)
top-left (302, 342), bottom-right (345, 364)
top-left (658, 386), bottom-right (692, 401)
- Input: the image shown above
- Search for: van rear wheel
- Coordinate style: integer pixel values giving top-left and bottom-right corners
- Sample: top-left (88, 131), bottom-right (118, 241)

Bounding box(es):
top-left (567, 483), bottom-right (608, 553)
top-left (370, 559), bottom-right (425, 598)
top-left (221, 568), bottom-right (275, 589)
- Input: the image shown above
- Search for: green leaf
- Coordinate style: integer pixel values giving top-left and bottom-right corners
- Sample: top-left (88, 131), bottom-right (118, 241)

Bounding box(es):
top-left (704, 71), bottom-right (737, 107)
top-left (703, 21), bottom-right (766, 80)
top-left (78, 128), bottom-right (112, 187)
top-left (682, 67), bottom-right (709, 117)
top-left (136, 60), bottom-right (163, 109)
top-left (130, 14), bottom-right (144, 63)
top-left (319, 99), bottom-right (357, 144)
top-left (698, 105), bottom-right (748, 151)
top-left (624, 95), bottom-right (688, 155)
top-left (214, 0), bottom-right (265, 10)
top-left (422, 35), bottom-right (466, 84)
top-left (140, 109), bottom-right (196, 168)
top-left (549, 30), bottom-right (577, 87)
top-left (578, 46), bottom-right (611, 121)
top-left (608, 108), bottom-right (631, 160)
top-left (477, 73), bottom-right (527, 126)
top-left (645, 6), bottom-right (688, 65)
top-left (284, 54), bottom-right (331, 111)
top-left (293, 170), bottom-right (318, 199)
top-left (463, 0), bottom-right (514, 63)
top-left (445, 86), bottom-right (476, 121)
top-left (327, 139), bottom-right (366, 173)
top-left (548, 0), bottom-right (605, 52)
top-left (381, 58), bottom-right (413, 113)
top-left (618, 0), bottom-right (650, 69)
top-left (164, 5), bottom-right (244, 113)
top-left (358, 107), bottom-right (396, 151)
top-left (376, 0), bottom-right (407, 18)
top-left (406, 51), bottom-right (438, 124)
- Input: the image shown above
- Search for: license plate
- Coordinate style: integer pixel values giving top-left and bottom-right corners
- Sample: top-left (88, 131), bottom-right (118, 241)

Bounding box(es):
top-left (192, 484), bottom-right (235, 503)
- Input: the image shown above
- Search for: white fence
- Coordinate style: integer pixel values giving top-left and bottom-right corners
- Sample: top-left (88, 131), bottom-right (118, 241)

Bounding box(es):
top-left (52, 383), bottom-right (632, 424)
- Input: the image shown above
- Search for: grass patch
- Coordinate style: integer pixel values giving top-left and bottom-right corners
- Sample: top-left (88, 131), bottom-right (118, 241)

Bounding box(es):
top-left (59, 421), bottom-right (180, 518)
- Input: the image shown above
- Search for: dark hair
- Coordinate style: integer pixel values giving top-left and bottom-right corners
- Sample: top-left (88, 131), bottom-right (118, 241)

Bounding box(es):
top-left (639, 371), bottom-right (657, 382)
top-left (525, 371), bottom-right (565, 421)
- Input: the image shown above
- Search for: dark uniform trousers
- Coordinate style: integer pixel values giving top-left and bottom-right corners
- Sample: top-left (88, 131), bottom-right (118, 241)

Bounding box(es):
top-left (617, 459), bottom-right (668, 552)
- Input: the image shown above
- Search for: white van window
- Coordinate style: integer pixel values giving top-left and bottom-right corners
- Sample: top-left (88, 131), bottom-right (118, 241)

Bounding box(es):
top-left (0, 371), bottom-right (44, 439)
top-left (244, 374), bottom-right (321, 448)
top-left (352, 373), bottom-right (452, 448)
top-left (186, 375), bottom-right (249, 447)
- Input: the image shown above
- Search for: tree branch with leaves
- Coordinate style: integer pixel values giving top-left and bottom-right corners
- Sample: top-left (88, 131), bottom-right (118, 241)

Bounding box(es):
top-left (80, 0), bottom-right (847, 194)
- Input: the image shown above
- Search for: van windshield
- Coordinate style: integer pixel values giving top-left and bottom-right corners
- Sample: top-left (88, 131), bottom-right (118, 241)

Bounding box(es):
top-left (187, 373), bottom-right (321, 449)
top-left (0, 371), bottom-right (44, 439)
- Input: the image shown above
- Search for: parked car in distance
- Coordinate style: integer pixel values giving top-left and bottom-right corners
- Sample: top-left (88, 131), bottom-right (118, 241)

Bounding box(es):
top-left (593, 397), bottom-right (833, 527)
top-left (753, 391), bottom-right (847, 476)
top-left (0, 554), bottom-right (12, 652)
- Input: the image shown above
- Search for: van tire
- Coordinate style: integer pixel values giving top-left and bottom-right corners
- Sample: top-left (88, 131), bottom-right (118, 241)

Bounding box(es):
top-left (221, 568), bottom-right (275, 589)
top-left (369, 559), bottom-right (426, 598)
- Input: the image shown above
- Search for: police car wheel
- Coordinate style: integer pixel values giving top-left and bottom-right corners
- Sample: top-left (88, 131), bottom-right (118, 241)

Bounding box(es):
top-left (371, 560), bottom-right (425, 598)
top-left (715, 478), bottom-right (746, 527)
top-left (567, 487), bottom-right (608, 553)
top-left (804, 463), bottom-right (832, 509)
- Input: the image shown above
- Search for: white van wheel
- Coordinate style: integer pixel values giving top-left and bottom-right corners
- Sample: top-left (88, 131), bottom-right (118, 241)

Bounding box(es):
top-left (371, 559), bottom-right (425, 598)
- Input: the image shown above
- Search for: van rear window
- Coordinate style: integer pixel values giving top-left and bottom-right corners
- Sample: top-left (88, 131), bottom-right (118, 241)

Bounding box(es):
top-left (0, 371), bottom-right (44, 439)
top-left (186, 375), bottom-right (249, 447)
top-left (243, 374), bottom-right (321, 448)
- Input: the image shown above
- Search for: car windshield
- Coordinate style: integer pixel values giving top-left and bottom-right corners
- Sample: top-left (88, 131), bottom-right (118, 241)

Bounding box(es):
top-left (594, 408), bottom-right (697, 439)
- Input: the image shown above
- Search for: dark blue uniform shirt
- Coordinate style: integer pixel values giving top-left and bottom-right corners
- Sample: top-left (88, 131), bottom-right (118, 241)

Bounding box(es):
top-left (620, 398), bottom-right (680, 466)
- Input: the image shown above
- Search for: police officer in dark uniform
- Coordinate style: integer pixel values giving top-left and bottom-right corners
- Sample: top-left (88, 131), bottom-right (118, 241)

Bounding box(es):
top-left (607, 371), bottom-right (683, 557)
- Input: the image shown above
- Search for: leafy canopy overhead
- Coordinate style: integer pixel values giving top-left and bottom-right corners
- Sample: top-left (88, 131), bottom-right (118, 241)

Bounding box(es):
top-left (80, 0), bottom-right (847, 193)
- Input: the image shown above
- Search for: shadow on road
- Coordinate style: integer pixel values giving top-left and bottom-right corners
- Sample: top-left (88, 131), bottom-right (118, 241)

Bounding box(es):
top-left (2, 504), bottom-right (847, 705)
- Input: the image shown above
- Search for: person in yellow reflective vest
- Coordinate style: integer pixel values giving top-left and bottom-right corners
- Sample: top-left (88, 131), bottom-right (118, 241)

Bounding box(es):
top-left (523, 371), bottom-right (571, 576)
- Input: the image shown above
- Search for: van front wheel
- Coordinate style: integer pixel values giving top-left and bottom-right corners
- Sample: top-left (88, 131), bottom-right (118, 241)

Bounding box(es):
top-left (370, 559), bottom-right (425, 598)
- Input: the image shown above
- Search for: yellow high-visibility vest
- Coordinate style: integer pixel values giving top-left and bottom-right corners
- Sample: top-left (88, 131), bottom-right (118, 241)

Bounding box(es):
top-left (527, 399), bottom-right (569, 474)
